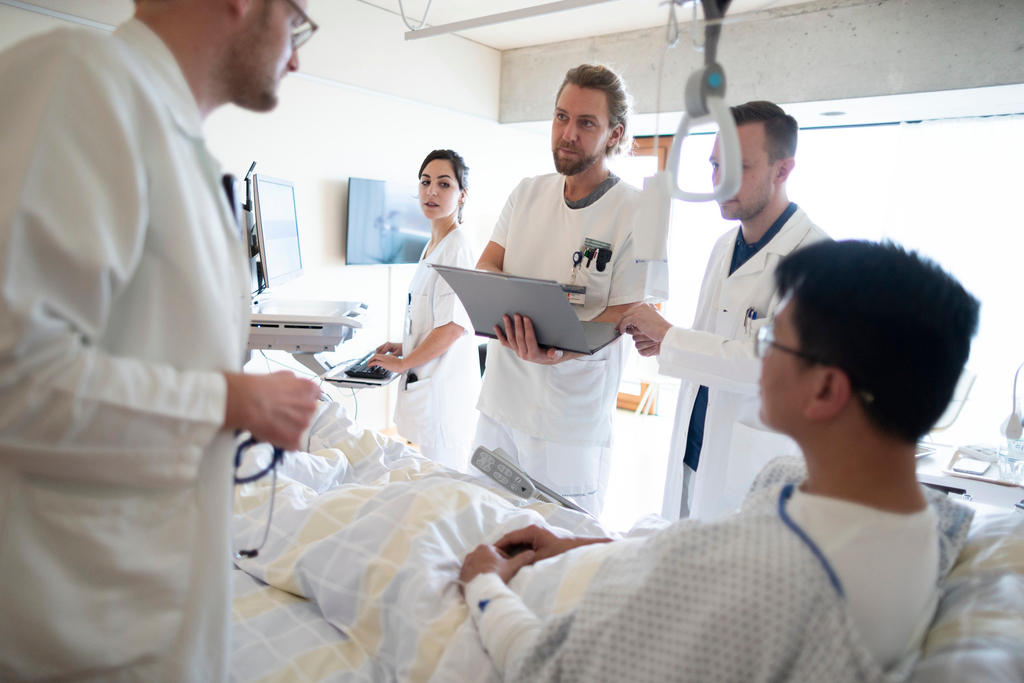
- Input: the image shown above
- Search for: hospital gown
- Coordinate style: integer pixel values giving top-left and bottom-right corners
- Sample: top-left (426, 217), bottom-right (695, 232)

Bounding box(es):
top-left (466, 458), bottom-right (973, 682)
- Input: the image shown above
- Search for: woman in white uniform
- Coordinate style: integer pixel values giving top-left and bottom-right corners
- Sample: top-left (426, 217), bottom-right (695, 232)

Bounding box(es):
top-left (370, 150), bottom-right (481, 470)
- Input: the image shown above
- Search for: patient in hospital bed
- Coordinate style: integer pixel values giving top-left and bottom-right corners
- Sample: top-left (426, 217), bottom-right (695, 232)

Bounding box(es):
top-left (232, 242), bottom-right (1022, 682)
top-left (455, 240), bottom-right (987, 682)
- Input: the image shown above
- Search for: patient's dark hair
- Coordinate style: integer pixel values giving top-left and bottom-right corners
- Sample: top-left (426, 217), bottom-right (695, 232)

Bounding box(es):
top-left (418, 149), bottom-right (469, 191)
top-left (775, 240), bottom-right (979, 444)
top-left (731, 101), bottom-right (798, 161)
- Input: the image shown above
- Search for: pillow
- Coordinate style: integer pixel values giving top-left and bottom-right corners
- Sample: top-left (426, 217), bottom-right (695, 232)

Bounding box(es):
top-left (909, 508), bottom-right (1024, 682)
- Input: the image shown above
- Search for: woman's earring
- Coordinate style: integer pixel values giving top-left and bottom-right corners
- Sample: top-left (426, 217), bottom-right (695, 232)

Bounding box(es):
top-left (457, 202), bottom-right (464, 224)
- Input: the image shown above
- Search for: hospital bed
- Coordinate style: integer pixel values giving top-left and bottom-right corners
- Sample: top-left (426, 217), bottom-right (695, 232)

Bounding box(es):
top-left (230, 403), bottom-right (1024, 682)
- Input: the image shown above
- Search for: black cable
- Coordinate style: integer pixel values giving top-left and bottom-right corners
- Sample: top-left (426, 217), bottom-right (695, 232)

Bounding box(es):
top-left (701, 0), bottom-right (732, 66)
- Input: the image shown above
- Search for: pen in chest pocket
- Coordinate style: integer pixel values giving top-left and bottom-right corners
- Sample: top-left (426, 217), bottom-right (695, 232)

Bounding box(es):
top-left (743, 306), bottom-right (761, 335)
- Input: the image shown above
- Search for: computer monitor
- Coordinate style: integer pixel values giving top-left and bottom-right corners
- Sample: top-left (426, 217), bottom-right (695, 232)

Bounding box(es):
top-left (345, 177), bottom-right (430, 265)
top-left (252, 174), bottom-right (303, 294)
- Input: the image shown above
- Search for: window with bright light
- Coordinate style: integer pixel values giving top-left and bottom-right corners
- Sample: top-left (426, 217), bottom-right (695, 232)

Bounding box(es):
top-left (619, 114), bottom-right (1024, 448)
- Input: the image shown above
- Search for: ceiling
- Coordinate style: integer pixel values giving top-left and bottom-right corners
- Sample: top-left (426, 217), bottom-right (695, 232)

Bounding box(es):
top-left (11, 0), bottom-right (1023, 129)
top-left (360, 0), bottom-right (811, 50)
top-left (6, 1), bottom-right (866, 52)
top-left (2, 0), bottom-right (124, 27)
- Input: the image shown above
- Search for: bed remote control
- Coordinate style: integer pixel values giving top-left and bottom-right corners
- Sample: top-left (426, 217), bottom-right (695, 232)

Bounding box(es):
top-left (472, 447), bottom-right (535, 499)
top-left (471, 446), bottom-right (591, 516)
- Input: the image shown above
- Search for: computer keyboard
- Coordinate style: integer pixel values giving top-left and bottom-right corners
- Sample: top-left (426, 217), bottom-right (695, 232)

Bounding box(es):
top-left (344, 351), bottom-right (393, 380)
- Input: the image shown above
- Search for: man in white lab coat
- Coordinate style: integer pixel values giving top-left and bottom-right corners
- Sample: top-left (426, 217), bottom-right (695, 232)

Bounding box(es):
top-left (0, 1), bottom-right (320, 680)
top-left (619, 101), bottom-right (828, 521)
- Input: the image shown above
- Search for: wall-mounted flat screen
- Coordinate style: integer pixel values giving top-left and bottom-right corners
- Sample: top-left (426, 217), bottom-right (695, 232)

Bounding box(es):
top-left (345, 177), bottom-right (430, 265)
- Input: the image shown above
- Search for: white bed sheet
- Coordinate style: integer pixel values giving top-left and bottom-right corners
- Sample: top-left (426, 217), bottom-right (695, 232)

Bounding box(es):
top-left (231, 403), bottom-right (625, 682)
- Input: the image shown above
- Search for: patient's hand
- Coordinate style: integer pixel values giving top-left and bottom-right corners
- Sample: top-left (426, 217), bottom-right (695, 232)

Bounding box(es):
top-left (496, 524), bottom-right (612, 563)
top-left (460, 544), bottom-right (536, 586)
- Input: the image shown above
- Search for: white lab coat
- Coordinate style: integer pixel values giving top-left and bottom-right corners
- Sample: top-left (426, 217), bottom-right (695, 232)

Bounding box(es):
top-left (394, 229), bottom-right (480, 469)
top-left (0, 22), bottom-right (248, 681)
top-left (659, 207), bottom-right (827, 521)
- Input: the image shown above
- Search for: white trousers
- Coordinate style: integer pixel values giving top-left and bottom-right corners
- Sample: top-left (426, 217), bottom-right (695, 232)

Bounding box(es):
top-left (473, 414), bottom-right (611, 516)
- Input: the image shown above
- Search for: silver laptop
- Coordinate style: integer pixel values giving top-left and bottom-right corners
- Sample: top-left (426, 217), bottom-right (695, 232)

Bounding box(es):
top-left (431, 264), bottom-right (620, 355)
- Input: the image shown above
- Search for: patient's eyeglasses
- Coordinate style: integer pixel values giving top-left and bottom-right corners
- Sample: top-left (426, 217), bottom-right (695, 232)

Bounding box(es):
top-left (280, 0), bottom-right (319, 50)
top-left (233, 435), bottom-right (285, 560)
top-left (755, 324), bottom-right (875, 405)
top-left (754, 324), bottom-right (826, 364)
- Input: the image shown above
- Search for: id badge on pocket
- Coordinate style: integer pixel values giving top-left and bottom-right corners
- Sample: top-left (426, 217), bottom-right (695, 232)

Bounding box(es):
top-left (563, 284), bottom-right (586, 306)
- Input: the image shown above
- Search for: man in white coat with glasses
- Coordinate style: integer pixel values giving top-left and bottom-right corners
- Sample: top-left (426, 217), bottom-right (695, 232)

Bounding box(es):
top-left (619, 101), bottom-right (828, 522)
top-left (0, 0), bottom-right (320, 679)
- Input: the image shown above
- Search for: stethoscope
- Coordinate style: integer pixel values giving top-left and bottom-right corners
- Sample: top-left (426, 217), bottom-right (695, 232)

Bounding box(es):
top-left (233, 435), bottom-right (285, 560)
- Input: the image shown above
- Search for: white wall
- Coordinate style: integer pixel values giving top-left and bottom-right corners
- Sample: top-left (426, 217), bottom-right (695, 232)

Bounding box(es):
top-left (0, 0), bottom-right (552, 430)
top-left (207, 71), bottom-right (551, 427)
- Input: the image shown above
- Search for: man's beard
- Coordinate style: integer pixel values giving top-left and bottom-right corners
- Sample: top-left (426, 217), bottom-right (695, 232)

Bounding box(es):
top-left (222, 4), bottom-right (282, 113)
top-left (718, 179), bottom-right (773, 222)
top-left (231, 75), bottom-right (280, 112)
top-left (552, 144), bottom-right (602, 176)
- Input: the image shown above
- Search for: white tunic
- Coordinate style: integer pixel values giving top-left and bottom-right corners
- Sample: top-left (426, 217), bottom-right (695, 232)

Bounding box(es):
top-left (0, 21), bottom-right (248, 681)
top-left (476, 174), bottom-right (647, 448)
top-left (659, 207), bottom-right (828, 521)
top-left (394, 229), bottom-right (480, 462)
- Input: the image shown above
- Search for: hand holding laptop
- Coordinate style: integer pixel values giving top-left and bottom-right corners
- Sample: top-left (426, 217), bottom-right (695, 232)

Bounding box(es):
top-left (494, 313), bottom-right (580, 365)
top-left (430, 265), bottom-right (621, 356)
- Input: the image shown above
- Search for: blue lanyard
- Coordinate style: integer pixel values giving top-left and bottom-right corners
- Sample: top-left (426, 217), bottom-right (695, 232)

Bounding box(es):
top-left (777, 483), bottom-right (845, 597)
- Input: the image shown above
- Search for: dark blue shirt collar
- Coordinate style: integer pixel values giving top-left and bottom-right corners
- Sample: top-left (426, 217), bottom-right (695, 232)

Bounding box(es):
top-left (729, 202), bottom-right (798, 275)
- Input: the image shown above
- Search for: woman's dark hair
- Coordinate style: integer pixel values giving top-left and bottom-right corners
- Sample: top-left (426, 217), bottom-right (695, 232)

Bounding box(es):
top-left (418, 149), bottom-right (469, 191)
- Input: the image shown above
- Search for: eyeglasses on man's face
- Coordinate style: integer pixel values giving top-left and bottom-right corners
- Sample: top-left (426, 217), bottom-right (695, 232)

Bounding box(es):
top-left (280, 0), bottom-right (318, 50)
top-left (754, 324), bottom-right (825, 364)
top-left (754, 324), bottom-right (875, 405)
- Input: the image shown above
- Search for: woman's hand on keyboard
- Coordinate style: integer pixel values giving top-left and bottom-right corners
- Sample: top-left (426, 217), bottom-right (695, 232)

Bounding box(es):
top-left (375, 341), bottom-right (402, 356)
top-left (369, 352), bottom-right (406, 373)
